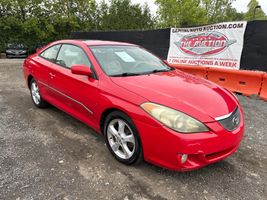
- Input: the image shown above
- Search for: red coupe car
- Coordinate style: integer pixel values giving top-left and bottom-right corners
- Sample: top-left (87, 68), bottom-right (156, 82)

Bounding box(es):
top-left (23, 40), bottom-right (244, 171)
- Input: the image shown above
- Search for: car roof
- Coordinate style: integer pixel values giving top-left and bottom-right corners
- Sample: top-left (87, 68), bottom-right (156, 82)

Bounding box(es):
top-left (55, 39), bottom-right (135, 46)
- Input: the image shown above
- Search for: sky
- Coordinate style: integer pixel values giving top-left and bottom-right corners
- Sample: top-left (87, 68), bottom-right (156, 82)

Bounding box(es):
top-left (131, 0), bottom-right (267, 15)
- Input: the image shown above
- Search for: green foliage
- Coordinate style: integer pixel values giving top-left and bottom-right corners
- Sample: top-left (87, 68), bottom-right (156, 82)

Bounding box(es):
top-left (0, 0), bottom-right (155, 52)
top-left (0, 0), bottom-right (266, 52)
top-left (155, 0), bottom-right (207, 27)
top-left (97, 0), bottom-right (155, 30)
top-left (202, 0), bottom-right (243, 23)
top-left (244, 0), bottom-right (266, 20)
top-left (155, 0), bottom-right (265, 28)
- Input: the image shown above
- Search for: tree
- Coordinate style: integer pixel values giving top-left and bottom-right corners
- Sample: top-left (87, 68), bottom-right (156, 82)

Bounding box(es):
top-left (0, 0), bottom-right (98, 52)
top-left (97, 0), bottom-right (155, 30)
top-left (155, 0), bottom-right (207, 27)
top-left (244, 0), bottom-right (266, 20)
top-left (202, 0), bottom-right (241, 23)
top-left (0, 0), bottom-right (155, 52)
top-left (0, 0), bottom-right (252, 53)
top-left (155, 0), bottom-right (244, 28)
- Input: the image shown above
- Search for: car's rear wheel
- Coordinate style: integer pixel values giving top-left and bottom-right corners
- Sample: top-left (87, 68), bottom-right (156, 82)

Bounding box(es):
top-left (30, 79), bottom-right (48, 108)
top-left (104, 111), bottom-right (143, 165)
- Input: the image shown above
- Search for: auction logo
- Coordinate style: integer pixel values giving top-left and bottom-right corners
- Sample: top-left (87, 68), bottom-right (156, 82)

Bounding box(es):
top-left (175, 31), bottom-right (236, 56)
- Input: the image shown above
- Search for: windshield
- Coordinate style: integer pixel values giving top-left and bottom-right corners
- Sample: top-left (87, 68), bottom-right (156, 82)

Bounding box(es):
top-left (89, 45), bottom-right (172, 76)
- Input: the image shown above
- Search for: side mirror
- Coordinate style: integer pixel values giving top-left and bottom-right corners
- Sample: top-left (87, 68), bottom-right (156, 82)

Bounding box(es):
top-left (71, 65), bottom-right (92, 77)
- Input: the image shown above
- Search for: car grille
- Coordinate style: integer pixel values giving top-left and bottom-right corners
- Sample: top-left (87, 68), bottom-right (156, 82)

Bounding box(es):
top-left (217, 107), bottom-right (241, 131)
top-left (11, 50), bottom-right (23, 54)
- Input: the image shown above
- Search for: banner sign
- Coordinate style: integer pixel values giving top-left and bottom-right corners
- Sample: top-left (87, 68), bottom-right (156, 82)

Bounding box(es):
top-left (167, 21), bottom-right (247, 69)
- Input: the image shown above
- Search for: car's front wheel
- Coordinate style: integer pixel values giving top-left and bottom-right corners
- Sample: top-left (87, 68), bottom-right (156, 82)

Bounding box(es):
top-left (104, 111), bottom-right (143, 165)
top-left (30, 79), bottom-right (48, 108)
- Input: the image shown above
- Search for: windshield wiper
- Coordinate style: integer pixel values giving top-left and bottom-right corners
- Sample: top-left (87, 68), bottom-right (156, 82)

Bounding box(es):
top-left (110, 72), bottom-right (144, 77)
top-left (150, 69), bottom-right (172, 73)
top-left (111, 68), bottom-right (174, 77)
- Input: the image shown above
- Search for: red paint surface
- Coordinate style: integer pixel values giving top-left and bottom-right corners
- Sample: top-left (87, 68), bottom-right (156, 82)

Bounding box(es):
top-left (23, 40), bottom-right (244, 171)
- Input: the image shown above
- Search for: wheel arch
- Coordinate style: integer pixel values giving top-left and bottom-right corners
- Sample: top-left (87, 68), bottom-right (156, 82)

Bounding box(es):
top-left (27, 75), bottom-right (34, 89)
top-left (100, 107), bottom-right (126, 135)
top-left (100, 106), bottom-right (144, 164)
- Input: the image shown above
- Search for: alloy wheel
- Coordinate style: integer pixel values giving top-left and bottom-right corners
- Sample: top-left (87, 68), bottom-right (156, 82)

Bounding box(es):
top-left (31, 81), bottom-right (41, 105)
top-left (107, 119), bottom-right (136, 160)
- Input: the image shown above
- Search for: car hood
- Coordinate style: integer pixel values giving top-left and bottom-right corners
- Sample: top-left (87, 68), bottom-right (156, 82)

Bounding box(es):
top-left (111, 70), bottom-right (238, 122)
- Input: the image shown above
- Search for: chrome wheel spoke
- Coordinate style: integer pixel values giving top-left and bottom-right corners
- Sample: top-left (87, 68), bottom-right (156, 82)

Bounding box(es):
top-left (108, 125), bottom-right (119, 137)
top-left (121, 134), bottom-right (135, 144)
top-left (111, 143), bottom-right (119, 152)
top-left (33, 83), bottom-right (38, 92)
top-left (118, 120), bottom-right (125, 133)
top-left (121, 143), bottom-right (132, 159)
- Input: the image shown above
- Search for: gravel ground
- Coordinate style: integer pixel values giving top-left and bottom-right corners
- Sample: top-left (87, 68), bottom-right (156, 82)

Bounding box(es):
top-left (0, 59), bottom-right (266, 200)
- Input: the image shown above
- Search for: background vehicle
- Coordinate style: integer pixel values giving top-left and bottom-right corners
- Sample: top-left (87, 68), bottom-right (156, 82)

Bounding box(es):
top-left (5, 43), bottom-right (28, 58)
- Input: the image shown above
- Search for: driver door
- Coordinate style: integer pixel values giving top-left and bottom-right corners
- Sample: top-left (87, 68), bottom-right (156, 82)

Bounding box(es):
top-left (47, 44), bottom-right (99, 127)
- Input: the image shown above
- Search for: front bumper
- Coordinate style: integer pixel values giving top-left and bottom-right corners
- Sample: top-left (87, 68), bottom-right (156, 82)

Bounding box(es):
top-left (6, 53), bottom-right (27, 58)
top-left (133, 115), bottom-right (244, 171)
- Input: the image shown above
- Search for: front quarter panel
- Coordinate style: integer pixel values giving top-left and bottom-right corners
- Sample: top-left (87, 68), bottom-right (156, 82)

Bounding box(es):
top-left (95, 78), bottom-right (160, 128)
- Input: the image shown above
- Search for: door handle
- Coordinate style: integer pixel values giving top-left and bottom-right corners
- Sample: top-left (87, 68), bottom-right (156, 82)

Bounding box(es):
top-left (49, 73), bottom-right (56, 78)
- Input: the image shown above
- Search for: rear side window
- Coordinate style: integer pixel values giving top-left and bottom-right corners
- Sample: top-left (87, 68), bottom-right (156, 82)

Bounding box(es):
top-left (56, 44), bottom-right (91, 69)
top-left (40, 44), bottom-right (61, 62)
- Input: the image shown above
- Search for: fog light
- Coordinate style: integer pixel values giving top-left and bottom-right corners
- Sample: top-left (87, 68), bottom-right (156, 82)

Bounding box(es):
top-left (181, 154), bottom-right (188, 164)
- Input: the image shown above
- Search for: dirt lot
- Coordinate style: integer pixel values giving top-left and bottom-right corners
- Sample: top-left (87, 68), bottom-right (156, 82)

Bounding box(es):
top-left (0, 59), bottom-right (266, 200)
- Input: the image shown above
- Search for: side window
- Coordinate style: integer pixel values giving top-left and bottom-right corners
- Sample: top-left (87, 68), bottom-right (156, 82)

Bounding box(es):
top-left (40, 44), bottom-right (61, 62)
top-left (56, 44), bottom-right (91, 69)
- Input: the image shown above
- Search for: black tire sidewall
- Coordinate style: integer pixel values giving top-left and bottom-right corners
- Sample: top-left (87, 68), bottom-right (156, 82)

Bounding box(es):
top-left (104, 111), bottom-right (142, 165)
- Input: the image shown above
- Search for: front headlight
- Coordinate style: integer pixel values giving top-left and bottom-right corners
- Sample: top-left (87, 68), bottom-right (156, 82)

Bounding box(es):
top-left (141, 102), bottom-right (209, 133)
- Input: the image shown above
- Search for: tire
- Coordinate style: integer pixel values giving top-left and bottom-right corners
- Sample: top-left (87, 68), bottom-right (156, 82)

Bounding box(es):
top-left (104, 111), bottom-right (143, 165)
top-left (30, 78), bottom-right (48, 108)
